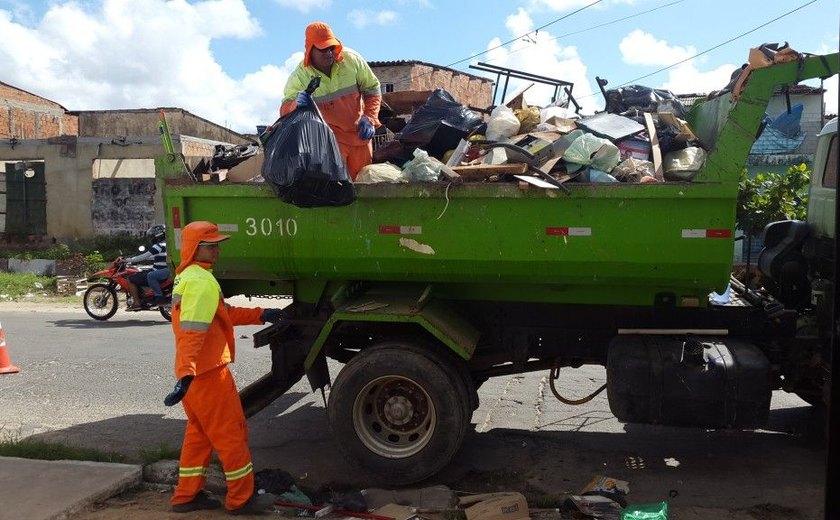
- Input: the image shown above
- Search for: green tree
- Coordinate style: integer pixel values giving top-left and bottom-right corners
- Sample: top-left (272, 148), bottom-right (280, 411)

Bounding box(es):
top-left (736, 163), bottom-right (811, 236)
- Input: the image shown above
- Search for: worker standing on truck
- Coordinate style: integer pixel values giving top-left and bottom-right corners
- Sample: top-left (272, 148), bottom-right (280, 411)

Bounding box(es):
top-left (163, 220), bottom-right (284, 515)
top-left (280, 21), bottom-right (382, 180)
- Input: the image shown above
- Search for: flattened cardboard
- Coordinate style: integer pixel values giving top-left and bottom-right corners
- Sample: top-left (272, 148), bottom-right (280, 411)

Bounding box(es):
top-left (461, 492), bottom-right (529, 520)
top-left (643, 112), bottom-right (664, 181)
top-left (225, 153), bottom-right (264, 182)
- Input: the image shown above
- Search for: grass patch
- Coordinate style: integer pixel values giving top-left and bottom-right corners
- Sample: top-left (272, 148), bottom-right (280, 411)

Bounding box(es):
top-left (137, 443), bottom-right (181, 465)
top-left (0, 272), bottom-right (57, 299)
top-left (0, 436), bottom-right (126, 463)
top-left (0, 232), bottom-right (141, 262)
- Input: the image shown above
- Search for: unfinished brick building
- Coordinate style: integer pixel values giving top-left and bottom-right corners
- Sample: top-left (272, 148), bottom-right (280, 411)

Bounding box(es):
top-left (369, 61), bottom-right (494, 135)
top-left (0, 81), bottom-right (78, 139)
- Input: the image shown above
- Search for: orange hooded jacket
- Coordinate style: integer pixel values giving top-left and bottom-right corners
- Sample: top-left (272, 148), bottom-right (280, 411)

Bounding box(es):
top-left (280, 22), bottom-right (382, 152)
top-left (171, 222), bottom-right (264, 378)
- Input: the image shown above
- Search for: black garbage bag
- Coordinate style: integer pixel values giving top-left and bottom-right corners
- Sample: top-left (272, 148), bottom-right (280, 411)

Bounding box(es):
top-left (398, 89), bottom-right (483, 154)
top-left (261, 99), bottom-right (355, 208)
top-left (604, 85), bottom-right (687, 119)
top-left (254, 468), bottom-right (296, 495)
top-left (211, 143), bottom-right (260, 171)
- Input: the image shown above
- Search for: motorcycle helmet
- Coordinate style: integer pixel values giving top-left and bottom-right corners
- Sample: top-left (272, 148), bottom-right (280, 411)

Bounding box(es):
top-left (147, 224), bottom-right (166, 242)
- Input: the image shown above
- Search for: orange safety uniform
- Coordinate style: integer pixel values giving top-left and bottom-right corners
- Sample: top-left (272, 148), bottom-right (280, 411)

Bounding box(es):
top-left (280, 24), bottom-right (382, 180)
top-left (169, 224), bottom-right (265, 511)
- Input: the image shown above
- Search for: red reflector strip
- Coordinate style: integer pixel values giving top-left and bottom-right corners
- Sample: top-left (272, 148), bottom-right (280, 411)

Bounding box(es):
top-left (706, 229), bottom-right (732, 238)
top-left (172, 207), bottom-right (182, 249)
top-left (545, 227), bottom-right (592, 236)
top-left (379, 226), bottom-right (422, 235)
top-left (682, 229), bottom-right (732, 238)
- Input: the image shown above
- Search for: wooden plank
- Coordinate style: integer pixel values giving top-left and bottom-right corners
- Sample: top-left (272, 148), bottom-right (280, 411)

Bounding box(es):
top-left (450, 163), bottom-right (528, 179)
top-left (643, 112), bottom-right (664, 181)
top-left (438, 163), bottom-right (463, 184)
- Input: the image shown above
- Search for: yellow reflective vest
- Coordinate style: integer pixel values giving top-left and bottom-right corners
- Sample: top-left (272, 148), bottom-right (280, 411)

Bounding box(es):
top-left (171, 264), bottom-right (263, 379)
top-left (281, 49), bottom-right (382, 148)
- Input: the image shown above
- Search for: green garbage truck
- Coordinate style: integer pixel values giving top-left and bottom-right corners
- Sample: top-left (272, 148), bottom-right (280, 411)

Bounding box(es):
top-left (156, 49), bottom-right (839, 484)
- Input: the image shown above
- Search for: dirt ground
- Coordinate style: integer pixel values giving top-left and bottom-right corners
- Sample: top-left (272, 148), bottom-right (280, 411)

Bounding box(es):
top-left (69, 486), bottom-right (806, 520)
top-left (66, 469), bottom-right (813, 520)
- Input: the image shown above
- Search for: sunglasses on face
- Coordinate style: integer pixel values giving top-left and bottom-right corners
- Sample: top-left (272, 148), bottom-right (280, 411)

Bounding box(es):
top-left (313, 46), bottom-right (336, 54)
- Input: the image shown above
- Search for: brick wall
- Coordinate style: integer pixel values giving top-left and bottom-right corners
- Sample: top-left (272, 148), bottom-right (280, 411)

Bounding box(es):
top-left (0, 83), bottom-right (78, 139)
top-left (372, 64), bottom-right (493, 110)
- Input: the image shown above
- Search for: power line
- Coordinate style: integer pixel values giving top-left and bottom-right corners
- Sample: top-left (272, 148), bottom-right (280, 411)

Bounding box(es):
top-left (389, 0), bottom-right (677, 93)
top-left (607, 0), bottom-right (820, 91)
top-left (443, 0), bottom-right (606, 69)
top-left (389, 0), bottom-right (608, 90)
top-left (503, 0), bottom-right (684, 59)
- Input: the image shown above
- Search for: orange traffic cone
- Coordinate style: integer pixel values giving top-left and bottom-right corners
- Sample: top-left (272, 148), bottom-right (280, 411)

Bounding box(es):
top-left (0, 321), bottom-right (20, 374)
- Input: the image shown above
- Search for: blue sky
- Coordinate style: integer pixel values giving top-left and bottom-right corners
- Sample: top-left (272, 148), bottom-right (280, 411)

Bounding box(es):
top-left (0, 0), bottom-right (837, 134)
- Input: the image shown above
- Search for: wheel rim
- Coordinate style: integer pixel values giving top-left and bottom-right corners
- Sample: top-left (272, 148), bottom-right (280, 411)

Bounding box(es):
top-left (85, 286), bottom-right (115, 317)
top-left (352, 375), bottom-right (436, 458)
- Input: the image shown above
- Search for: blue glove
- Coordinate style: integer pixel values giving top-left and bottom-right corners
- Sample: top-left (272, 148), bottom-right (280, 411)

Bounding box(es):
top-left (163, 376), bottom-right (194, 406)
top-left (296, 92), bottom-right (312, 109)
top-left (356, 118), bottom-right (375, 140)
top-left (261, 308), bottom-right (284, 323)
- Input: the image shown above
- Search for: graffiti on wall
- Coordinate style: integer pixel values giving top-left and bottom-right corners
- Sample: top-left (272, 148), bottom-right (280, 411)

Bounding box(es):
top-left (91, 179), bottom-right (156, 236)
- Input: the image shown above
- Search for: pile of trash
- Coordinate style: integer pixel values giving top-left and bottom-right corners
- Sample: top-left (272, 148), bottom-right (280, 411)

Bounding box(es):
top-left (364, 84), bottom-right (704, 188)
top-left (250, 470), bottom-right (670, 520)
top-left (197, 42), bottom-right (806, 198)
top-left (197, 84), bottom-right (704, 193)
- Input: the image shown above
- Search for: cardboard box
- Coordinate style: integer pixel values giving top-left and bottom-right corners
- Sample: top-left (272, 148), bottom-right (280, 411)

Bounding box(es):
top-left (461, 492), bottom-right (529, 520)
top-left (225, 153), bottom-right (264, 182)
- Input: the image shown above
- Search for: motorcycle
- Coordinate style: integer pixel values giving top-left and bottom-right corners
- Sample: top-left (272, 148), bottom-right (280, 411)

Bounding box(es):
top-left (83, 257), bottom-right (173, 321)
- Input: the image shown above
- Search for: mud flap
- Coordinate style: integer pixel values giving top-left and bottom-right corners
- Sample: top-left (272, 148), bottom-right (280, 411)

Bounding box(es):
top-left (239, 323), bottom-right (308, 418)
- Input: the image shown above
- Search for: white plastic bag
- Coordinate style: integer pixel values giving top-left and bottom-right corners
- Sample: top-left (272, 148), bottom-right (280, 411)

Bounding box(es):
top-left (612, 158), bottom-right (655, 183)
top-left (540, 105), bottom-right (579, 122)
top-left (402, 148), bottom-right (442, 182)
top-left (356, 162), bottom-right (406, 183)
top-left (663, 146), bottom-right (707, 181)
top-left (564, 133), bottom-right (621, 173)
top-left (486, 105), bottom-right (520, 141)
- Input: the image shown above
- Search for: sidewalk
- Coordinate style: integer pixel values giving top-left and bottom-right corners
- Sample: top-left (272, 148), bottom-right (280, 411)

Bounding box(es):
top-left (0, 456), bottom-right (141, 520)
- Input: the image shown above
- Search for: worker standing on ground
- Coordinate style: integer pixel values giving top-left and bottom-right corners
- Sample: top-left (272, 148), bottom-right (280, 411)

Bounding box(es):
top-left (280, 21), bottom-right (382, 180)
top-left (163, 220), bottom-right (284, 515)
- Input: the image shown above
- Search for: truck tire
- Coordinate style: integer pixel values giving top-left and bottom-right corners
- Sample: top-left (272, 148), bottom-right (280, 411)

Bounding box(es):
top-left (328, 342), bottom-right (470, 485)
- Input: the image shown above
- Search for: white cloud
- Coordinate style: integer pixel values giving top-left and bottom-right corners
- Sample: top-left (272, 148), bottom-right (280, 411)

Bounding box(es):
top-left (482, 8), bottom-right (600, 114)
top-left (0, 0), bottom-right (34, 23)
top-left (632, 34), bottom-right (838, 116)
top-left (273, 0), bottom-right (331, 13)
top-left (348, 9), bottom-right (399, 29)
top-left (619, 29), bottom-right (695, 66)
top-left (0, 0), bottom-right (295, 133)
top-left (658, 61), bottom-right (736, 97)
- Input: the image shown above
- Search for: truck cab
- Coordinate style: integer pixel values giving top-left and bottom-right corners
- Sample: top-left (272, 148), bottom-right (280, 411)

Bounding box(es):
top-left (758, 118), bottom-right (837, 305)
top-left (806, 117), bottom-right (838, 242)
top-left (757, 117), bottom-right (838, 404)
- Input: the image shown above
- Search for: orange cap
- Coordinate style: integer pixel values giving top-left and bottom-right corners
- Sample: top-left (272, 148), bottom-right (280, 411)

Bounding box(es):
top-left (176, 221), bottom-right (229, 274)
top-left (304, 21), bottom-right (343, 67)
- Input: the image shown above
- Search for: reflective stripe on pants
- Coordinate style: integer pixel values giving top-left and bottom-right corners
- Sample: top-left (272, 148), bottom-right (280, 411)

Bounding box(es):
top-left (170, 365), bottom-right (254, 510)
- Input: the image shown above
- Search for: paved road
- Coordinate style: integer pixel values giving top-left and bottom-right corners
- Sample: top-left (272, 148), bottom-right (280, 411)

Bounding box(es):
top-left (0, 301), bottom-right (828, 518)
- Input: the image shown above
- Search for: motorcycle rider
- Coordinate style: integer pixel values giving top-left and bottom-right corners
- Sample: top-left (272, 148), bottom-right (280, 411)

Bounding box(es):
top-left (125, 224), bottom-right (169, 310)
